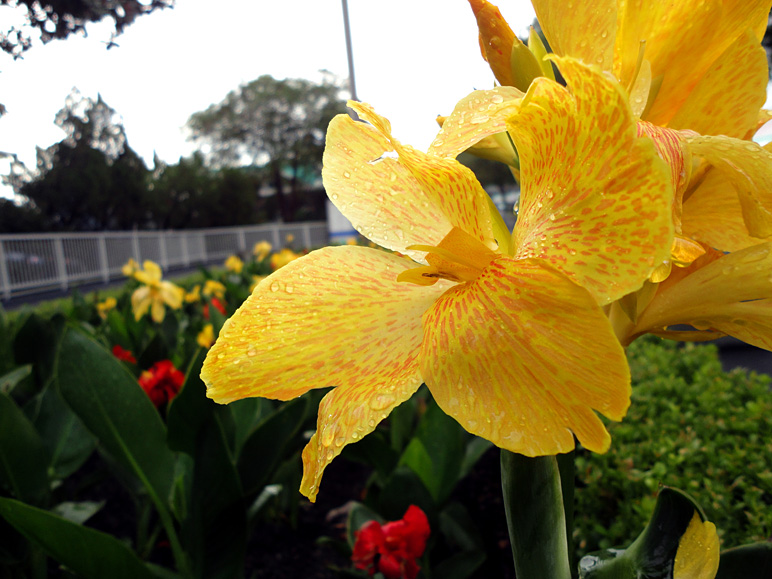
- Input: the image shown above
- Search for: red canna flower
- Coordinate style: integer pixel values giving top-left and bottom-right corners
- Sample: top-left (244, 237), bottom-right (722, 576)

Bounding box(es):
top-left (352, 505), bottom-right (430, 579)
top-left (202, 297), bottom-right (227, 320)
top-left (139, 360), bottom-right (184, 407)
top-left (112, 345), bottom-right (137, 364)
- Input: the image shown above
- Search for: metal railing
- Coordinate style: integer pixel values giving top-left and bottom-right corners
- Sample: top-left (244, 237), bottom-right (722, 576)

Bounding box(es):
top-left (0, 221), bottom-right (329, 300)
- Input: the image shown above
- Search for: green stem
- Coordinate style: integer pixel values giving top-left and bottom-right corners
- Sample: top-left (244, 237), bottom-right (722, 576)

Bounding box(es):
top-left (500, 451), bottom-right (572, 579)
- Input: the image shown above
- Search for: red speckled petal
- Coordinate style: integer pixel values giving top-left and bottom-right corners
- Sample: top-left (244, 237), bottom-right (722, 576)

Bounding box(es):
top-left (635, 242), bottom-right (772, 346)
top-left (509, 58), bottom-right (673, 305)
top-left (323, 103), bottom-right (495, 257)
top-left (429, 87), bottom-right (523, 160)
top-left (421, 256), bottom-right (630, 456)
top-left (668, 30), bottom-right (767, 139)
top-left (686, 135), bottom-right (772, 239)
top-left (201, 247), bottom-right (452, 501)
top-left (468, 0), bottom-right (517, 87)
top-left (532, 0), bottom-right (617, 71)
top-left (683, 167), bottom-right (766, 252)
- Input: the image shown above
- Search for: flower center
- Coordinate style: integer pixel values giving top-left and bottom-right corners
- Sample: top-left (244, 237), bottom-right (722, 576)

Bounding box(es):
top-left (397, 227), bottom-right (497, 286)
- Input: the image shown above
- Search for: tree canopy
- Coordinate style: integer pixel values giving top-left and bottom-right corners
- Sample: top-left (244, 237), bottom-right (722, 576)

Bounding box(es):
top-left (186, 73), bottom-right (348, 221)
top-left (0, 0), bottom-right (173, 58)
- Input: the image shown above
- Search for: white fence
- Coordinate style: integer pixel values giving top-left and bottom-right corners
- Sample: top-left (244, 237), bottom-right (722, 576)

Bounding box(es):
top-left (0, 221), bottom-right (329, 300)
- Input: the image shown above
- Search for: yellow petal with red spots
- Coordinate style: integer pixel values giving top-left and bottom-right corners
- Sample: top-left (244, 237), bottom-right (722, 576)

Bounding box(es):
top-left (508, 58), bottom-right (673, 305)
top-left (682, 166), bottom-right (766, 252)
top-left (686, 135), bottom-right (772, 239)
top-left (420, 257), bottom-right (630, 457)
top-left (673, 513), bottom-right (720, 579)
top-left (531, 0), bottom-right (617, 71)
top-left (429, 87), bottom-right (523, 160)
top-left (468, 0), bottom-right (517, 87)
top-left (668, 30), bottom-right (767, 139)
top-left (324, 102), bottom-right (495, 258)
top-left (634, 242), bottom-right (772, 346)
top-left (619, 0), bottom-right (772, 127)
top-left (201, 246), bottom-right (450, 405)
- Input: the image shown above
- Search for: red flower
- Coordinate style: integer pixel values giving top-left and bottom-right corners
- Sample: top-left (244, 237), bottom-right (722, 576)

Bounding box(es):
top-left (139, 360), bottom-right (184, 407)
top-left (112, 345), bottom-right (136, 364)
top-left (352, 505), bottom-right (430, 579)
top-left (203, 297), bottom-right (227, 320)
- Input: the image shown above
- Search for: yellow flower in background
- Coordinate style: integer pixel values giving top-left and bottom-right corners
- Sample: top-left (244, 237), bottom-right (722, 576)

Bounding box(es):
top-left (197, 324), bottom-right (215, 349)
top-left (97, 297), bottom-right (117, 320)
top-left (130, 260), bottom-right (185, 323)
top-left (224, 254), bottom-right (244, 274)
top-left (202, 280), bottom-right (226, 299)
top-left (285, 233), bottom-right (295, 243)
top-left (202, 61), bottom-right (674, 501)
top-left (270, 248), bottom-right (300, 271)
top-left (122, 258), bottom-right (140, 278)
top-left (253, 240), bottom-right (272, 261)
top-left (185, 285), bottom-right (201, 303)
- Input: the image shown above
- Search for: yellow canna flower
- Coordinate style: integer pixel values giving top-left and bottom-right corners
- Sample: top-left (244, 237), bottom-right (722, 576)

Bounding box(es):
top-left (96, 296), bottom-right (117, 320)
top-left (202, 60), bottom-right (674, 501)
top-left (197, 324), bottom-right (216, 349)
top-left (130, 260), bottom-right (185, 323)
top-left (202, 280), bottom-right (226, 299)
top-left (185, 284), bottom-right (201, 304)
top-left (224, 254), bottom-right (244, 274)
top-left (122, 258), bottom-right (140, 278)
top-left (270, 248), bottom-right (300, 271)
top-left (673, 512), bottom-right (720, 579)
top-left (253, 240), bottom-right (273, 261)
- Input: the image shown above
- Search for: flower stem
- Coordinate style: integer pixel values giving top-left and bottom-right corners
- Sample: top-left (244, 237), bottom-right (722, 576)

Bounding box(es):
top-left (500, 450), bottom-right (572, 579)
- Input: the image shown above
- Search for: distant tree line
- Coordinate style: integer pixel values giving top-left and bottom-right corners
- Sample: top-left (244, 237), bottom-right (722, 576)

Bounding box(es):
top-left (1, 76), bottom-right (346, 233)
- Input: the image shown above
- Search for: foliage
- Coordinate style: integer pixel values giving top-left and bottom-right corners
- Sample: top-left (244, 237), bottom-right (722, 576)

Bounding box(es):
top-left (187, 74), bottom-right (348, 221)
top-left (574, 337), bottom-right (772, 559)
top-left (0, 0), bottom-right (174, 58)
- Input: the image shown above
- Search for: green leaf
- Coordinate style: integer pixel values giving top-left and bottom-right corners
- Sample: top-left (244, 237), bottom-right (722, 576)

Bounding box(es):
top-left (716, 543), bottom-right (772, 579)
top-left (51, 501), bottom-right (104, 525)
top-left (459, 437), bottom-right (493, 479)
top-left (0, 497), bottom-right (157, 579)
top-left (399, 401), bottom-right (465, 504)
top-left (0, 365), bottom-right (32, 395)
top-left (374, 466), bottom-right (436, 523)
top-left (166, 349), bottom-right (210, 457)
top-left (237, 396), bottom-right (310, 495)
top-left (579, 487), bottom-right (706, 579)
top-left (346, 502), bottom-right (384, 548)
top-left (432, 550), bottom-right (487, 579)
top-left (56, 327), bottom-right (176, 510)
top-left (229, 397), bottom-right (274, 455)
top-left (0, 392), bottom-right (50, 506)
top-left (13, 313), bottom-right (64, 392)
top-left (29, 385), bottom-right (97, 479)
top-left (438, 502), bottom-right (484, 553)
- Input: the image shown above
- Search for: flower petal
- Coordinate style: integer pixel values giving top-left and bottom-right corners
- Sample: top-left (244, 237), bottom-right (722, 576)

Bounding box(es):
top-left (508, 57), bottom-right (673, 305)
top-left (667, 30), bottom-right (767, 139)
top-left (686, 135), bottom-right (772, 239)
top-left (682, 166), bottom-right (766, 252)
top-left (323, 103), bottom-right (495, 257)
top-left (532, 0), bottom-right (617, 71)
top-left (131, 286), bottom-right (151, 321)
top-left (468, 0), bottom-right (518, 87)
top-left (202, 246), bottom-right (448, 403)
top-left (634, 242), bottom-right (772, 347)
top-left (151, 299), bottom-right (165, 324)
top-left (673, 513), bottom-right (720, 579)
top-left (429, 87), bottom-right (523, 160)
top-left (420, 256), bottom-right (630, 456)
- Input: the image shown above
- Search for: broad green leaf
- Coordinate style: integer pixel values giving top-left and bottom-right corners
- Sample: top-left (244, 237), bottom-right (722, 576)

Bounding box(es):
top-left (56, 327), bottom-right (176, 509)
top-left (0, 392), bottom-right (50, 506)
top-left (345, 502), bottom-right (384, 548)
top-left (13, 313), bottom-right (64, 392)
top-left (0, 497), bottom-right (157, 579)
top-left (237, 396), bottom-right (310, 495)
top-left (29, 385), bottom-right (96, 479)
top-left (166, 349), bottom-right (210, 457)
top-left (459, 437), bottom-right (493, 479)
top-left (438, 502), bottom-right (484, 553)
top-left (229, 398), bottom-right (274, 455)
top-left (341, 429), bottom-right (399, 481)
top-left (579, 487), bottom-right (710, 579)
top-left (0, 365), bottom-right (31, 395)
top-left (373, 466), bottom-right (436, 523)
top-left (432, 550), bottom-right (487, 579)
top-left (716, 543), bottom-right (772, 579)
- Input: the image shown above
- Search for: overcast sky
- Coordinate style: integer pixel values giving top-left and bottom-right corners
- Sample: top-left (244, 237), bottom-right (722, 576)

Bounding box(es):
top-left (0, 0), bottom-right (537, 197)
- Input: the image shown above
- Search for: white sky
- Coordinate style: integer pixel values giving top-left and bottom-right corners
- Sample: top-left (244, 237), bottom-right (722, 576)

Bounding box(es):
top-left (0, 0), bottom-right (537, 197)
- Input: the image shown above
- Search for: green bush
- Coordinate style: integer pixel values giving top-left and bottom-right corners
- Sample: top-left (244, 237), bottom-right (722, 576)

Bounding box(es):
top-left (574, 337), bottom-right (772, 558)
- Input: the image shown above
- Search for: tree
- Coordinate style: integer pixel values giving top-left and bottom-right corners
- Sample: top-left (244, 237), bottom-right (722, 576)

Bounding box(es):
top-left (0, 0), bottom-right (174, 58)
top-left (7, 90), bottom-right (150, 231)
top-left (187, 73), bottom-right (348, 222)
